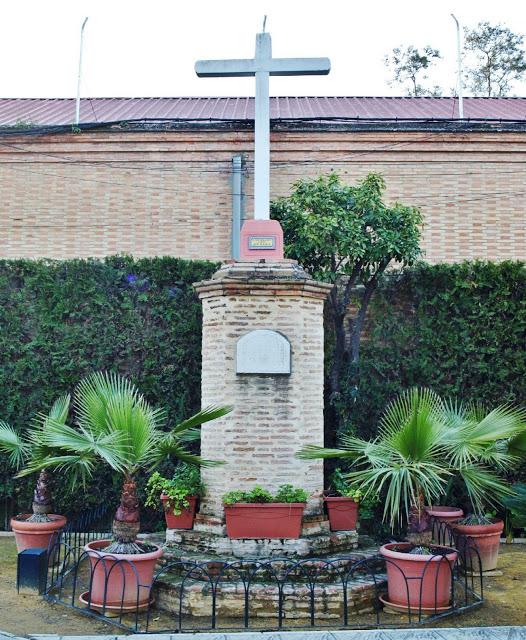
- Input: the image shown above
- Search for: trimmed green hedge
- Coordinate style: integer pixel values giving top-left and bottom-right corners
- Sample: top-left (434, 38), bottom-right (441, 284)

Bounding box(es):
top-left (1, 257), bottom-right (525, 526)
top-left (0, 256), bottom-right (218, 523)
top-left (339, 261), bottom-right (526, 439)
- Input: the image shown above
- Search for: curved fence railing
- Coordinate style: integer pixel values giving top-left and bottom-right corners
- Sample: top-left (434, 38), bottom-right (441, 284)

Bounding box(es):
top-left (43, 518), bottom-right (484, 634)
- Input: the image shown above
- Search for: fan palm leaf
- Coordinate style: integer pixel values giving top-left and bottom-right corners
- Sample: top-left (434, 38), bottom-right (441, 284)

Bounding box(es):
top-left (25, 373), bottom-right (229, 479)
top-left (459, 465), bottom-right (516, 516)
top-left (169, 404), bottom-right (233, 437)
top-left (0, 421), bottom-right (29, 468)
top-left (18, 419), bottom-right (128, 476)
top-left (442, 402), bottom-right (526, 479)
top-left (296, 387), bottom-right (526, 532)
top-left (17, 371), bottom-right (230, 550)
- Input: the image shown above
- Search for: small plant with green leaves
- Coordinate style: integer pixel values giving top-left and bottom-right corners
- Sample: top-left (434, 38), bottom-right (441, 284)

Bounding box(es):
top-left (330, 468), bottom-right (363, 501)
top-left (223, 490), bottom-right (250, 505)
top-left (145, 464), bottom-right (205, 515)
top-left (223, 486), bottom-right (273, 504)
top-left (330, 468), bottom-right (380, 519)
top-left (502, 482), bottom-right (526, 541)
top-left (248, 486), bottom-right (274, 503)
top-left (223, 484), bottom-right (308, 505)
top-left (275, 484), bottom-right (309, 503)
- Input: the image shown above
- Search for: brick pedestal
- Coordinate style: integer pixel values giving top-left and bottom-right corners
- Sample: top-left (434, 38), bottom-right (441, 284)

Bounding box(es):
top-left (193, 260), bottom-right (332, 525)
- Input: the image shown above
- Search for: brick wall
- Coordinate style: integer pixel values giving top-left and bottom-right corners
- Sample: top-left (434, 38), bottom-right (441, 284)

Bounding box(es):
top-left (0, 128), bottom-right (525, 262)
top-left (195, 261), bottom-right (332, 519)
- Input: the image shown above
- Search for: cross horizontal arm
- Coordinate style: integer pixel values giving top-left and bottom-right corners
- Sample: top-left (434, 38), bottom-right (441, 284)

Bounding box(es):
top-left (195, 59), bottom-right (257, 78)
top-left (195, 57), bottom-right (331, 78)
top-left (267, 57), bottom-right (331, 76)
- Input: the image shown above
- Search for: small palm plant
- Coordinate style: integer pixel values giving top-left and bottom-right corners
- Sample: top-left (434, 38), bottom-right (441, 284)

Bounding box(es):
top-left (19, 371), bottom-right (230, 554)
top-left (0, 396), bottom-right (70, 522)
top-left (298, 388), bottom-right (525, 543)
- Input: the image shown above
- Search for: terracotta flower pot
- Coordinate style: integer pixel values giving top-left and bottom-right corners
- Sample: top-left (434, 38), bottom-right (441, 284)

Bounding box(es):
top-left (84, 539), bottom-right (163, 611)
top-left (161, 494), bottom-right (197, 530)
top-left (224, 502), bottom-right (305, 539)
top-left (325, 496), bottom-right (359, 531)
top-left (425, 506), bottom-right (464, 522)
top-left (425, 506), bottom-right (464, 543)
top-left (449, 519), bottom-right (504, 572)
top-left (380, 542), bottom-right (457, 611)
top-left (10, 514), bottom-right (67, 553)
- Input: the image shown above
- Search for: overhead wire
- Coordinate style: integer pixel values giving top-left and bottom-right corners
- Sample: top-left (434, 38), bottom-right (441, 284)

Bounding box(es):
top-left (1, 128), bottom-right (526, 181)
top-left (0, 118), bottom-right (524, 204)
top-left (2, 160), bottom-right (525, 214)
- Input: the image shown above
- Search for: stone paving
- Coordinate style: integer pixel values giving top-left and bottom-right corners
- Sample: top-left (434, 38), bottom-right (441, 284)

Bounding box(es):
top-left (2, 625), bottom-right (520, 640)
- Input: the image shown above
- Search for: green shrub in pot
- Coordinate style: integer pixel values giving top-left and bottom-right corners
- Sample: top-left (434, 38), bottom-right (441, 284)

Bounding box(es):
top-left (222, 484), bottom-right (308, 539)
top-left (329, 468), bottom-right (380, 523)
top-left (223, 485), bottom-right (308, 505)
top-left (145, 464), bottom-right (205, 515)
top-left (298, 388), bottom-right (526, 608)
top-left (16, 371), bottom-right (231, 610)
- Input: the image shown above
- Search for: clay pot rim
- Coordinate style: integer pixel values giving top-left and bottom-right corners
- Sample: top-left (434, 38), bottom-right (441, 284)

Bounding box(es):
top-left (10, 514), bottom-right (66, 531)
top-left (84, 539), bottom-right (164, 562)
top-left (449, 518), bottom-right (504, 535)
top-left (325, 496), bottom-right (359, 503)
top-left (223, 502), bottom-right (306, 508)
top-left (380, 542), bottom-right (458, 562)
top-left (425, 505), bottom-right (464, 517)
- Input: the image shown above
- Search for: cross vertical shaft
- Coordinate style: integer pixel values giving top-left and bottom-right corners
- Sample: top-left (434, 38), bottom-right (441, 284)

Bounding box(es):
top-left (255, 33), bottom-right (271, 220)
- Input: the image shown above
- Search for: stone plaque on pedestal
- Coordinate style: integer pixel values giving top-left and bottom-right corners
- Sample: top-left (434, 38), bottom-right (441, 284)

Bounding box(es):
top-left (236, 330), bottom-right (291, 375)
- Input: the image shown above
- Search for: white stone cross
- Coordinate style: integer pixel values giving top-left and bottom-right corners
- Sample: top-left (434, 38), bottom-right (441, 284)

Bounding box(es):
top-left (196, 32), bottom-right (330, 220)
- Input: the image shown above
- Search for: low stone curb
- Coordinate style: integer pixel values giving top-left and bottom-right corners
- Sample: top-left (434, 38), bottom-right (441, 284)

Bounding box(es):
top-left (19, 625), bottom-right (526, 640)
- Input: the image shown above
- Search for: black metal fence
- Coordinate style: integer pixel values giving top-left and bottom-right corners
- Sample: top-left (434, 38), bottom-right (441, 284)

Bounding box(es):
top-left (1, 495), bottom-right (14, 531)
top-left (58, 504), bottom-right (112, 550)
top-left (42, 517), bottom-right (484, 634)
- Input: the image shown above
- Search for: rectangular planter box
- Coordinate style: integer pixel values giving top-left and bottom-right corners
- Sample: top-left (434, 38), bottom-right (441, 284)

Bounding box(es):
top-left (224, 503), bottom-right (305, 539)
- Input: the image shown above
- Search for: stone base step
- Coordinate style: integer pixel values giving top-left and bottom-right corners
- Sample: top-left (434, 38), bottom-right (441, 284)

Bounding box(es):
top-left (159, 546), bottom-right (382, 582)
top-left (154, 571), bottom-right (386, 620)
top-left (164, 528), bottom-right (359, 559)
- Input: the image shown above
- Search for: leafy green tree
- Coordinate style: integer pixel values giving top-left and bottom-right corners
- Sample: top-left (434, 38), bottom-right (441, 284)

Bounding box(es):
top-left (384, 45), bottom-right (442, 96)
top-left (463, 22), bottom-right (526, 96)
top-left (271, 173), bottom-right (422, 408)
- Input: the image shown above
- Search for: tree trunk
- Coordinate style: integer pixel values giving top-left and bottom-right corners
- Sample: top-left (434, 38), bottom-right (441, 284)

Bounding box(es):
top-left (105, 474), bottom-right (143, 554)
top-left (350, 277), bottom-right (379, 365)
top-left (407, 489), bottom-right (432, 546)
top-left (27, 469), bottom-right (53, 523)
top-left (329, 312), bottom-right (346, 401)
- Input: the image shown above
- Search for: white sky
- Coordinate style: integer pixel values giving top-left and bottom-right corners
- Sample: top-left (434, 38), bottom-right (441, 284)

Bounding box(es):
top-left (1, 0), bottom-right (525, 98)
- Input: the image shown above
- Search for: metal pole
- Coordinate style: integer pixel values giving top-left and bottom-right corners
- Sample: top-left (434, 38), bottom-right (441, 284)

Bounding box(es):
top-left (75, 17), bottom-right (89, 126)
top-left (254, 33), bottom-right (271, 220)
top-left (231, 155), bottom-right (243, 259)
top-left (451, 14), bottom-right (464, 119)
